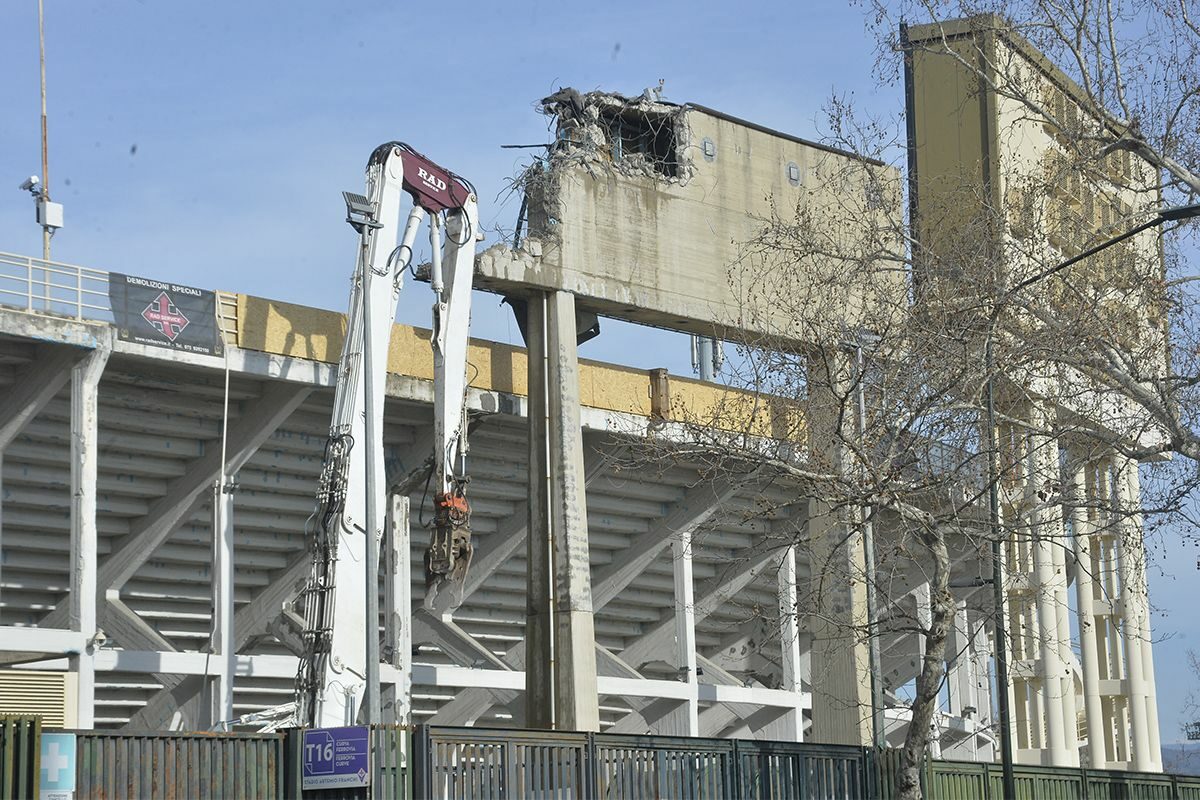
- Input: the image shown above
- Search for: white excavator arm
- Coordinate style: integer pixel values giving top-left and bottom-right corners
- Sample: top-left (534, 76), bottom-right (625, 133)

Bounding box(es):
top-left (294, 142), bottom-right (479, 728)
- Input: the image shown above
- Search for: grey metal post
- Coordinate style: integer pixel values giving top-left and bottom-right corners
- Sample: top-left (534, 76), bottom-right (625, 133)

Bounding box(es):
top-left (985, 336), bottom-right (1017, 798)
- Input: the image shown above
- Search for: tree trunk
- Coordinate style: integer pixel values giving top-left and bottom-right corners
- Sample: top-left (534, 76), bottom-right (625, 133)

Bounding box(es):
top-left (896, 525), bottom-right (954, 800)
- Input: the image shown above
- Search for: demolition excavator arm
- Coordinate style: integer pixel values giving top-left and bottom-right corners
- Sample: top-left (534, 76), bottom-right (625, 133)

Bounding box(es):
top-left (293, 142), bottom-right (480, 728)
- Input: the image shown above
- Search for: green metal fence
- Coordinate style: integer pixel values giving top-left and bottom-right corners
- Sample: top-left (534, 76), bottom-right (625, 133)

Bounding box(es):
top-left (5, 714), bottom-right (1200, 799)
top-left (73, 729), bottom-right (285, 800)
top-left (925, 758), bottom-right (1200, 800)
top-left (0, 716), bottom-right (40, 800)
top-left (412, 726), bottom-right (1200, 800)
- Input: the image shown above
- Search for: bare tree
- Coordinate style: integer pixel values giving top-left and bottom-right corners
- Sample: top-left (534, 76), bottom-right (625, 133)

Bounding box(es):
top-left (617, 4), bottom-right (1200, 798)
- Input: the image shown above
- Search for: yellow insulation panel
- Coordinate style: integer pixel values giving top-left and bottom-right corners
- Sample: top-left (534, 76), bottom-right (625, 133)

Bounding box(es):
top-left (237, 294), bottom-right (803, 440)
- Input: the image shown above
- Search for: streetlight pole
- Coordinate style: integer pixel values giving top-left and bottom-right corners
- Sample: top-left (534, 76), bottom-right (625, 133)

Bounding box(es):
top-left (38, 0), bottom-right (50, 261)
top-left (987, 200), bottom-right (1200, 799)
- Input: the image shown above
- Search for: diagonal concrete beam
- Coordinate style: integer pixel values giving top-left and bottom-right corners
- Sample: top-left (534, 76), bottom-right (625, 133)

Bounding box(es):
top-left (42, 382), bottom-right (311, 630)
top-left (593, 476), bottom-right (739, 609)
top-left (603, 554), bottom-right (778, 735)
top-left (0, 344), bottom-right (86, 450)
top-left (442, 439), bottom-right (612, 611)
top-left (427, 473), bottom-right (736, 725)
top-left (620, 551), bottom-right (778, 671)
top-left (431, 548), bottom-right (775, 727)
top-left (126, 426), bottom-right (435, 730)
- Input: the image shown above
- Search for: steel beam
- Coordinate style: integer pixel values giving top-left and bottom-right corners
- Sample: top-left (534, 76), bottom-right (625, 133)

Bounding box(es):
top-left (206, 481), bottom-right (235, 727)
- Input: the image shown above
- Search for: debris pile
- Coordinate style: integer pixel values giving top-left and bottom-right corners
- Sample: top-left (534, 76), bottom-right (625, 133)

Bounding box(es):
top-left (538, 86), bottom-right (692, 182)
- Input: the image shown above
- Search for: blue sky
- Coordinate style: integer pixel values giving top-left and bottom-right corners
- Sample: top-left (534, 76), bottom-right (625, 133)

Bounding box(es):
top-left (2, 1), bottom-right (1197, 748)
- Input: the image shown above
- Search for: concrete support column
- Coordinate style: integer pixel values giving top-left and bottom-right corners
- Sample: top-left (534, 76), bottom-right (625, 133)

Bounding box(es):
top-left (1028, 426), bottom-right (1070, 766)
top-left (806, 500), bottom-right (871, 746)
top-left (1052, 512), bottom-right (1079, 766)
top-left (0, 450), bottom-right (4, 625)
top-left (777, 545), bottom-right (804, 742)
top-left (1070, 458), bottom-right (1107, 768)
top-left (668, 527), bottom-right (699, 736)
top-left (806, 352), bottom-right (871, 746)
top-left (947, 600), bottom-right (974, 719)
top-left (383, 495), bottom-right (412, 725)
top-left (1115, 457), bottom-right (1156, 772)
top-left (971, 617), bottom-right (995, 761)
top-left (525, 290), bottom-right (599, 731)
top-left (206, 481), bottom-right (235, 727)
top-left (1122, 462), bottom-right (1161, 771)
top-left (69, 346), bottom-right (109, 730)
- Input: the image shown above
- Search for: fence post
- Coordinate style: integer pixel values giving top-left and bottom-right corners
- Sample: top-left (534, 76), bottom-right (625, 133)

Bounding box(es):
top-left (729, 739), bottom-right (739, 799)
top-left (585, 731), bottom-right (597, 800)
top-left (411, 725), bottom-right (430, 800)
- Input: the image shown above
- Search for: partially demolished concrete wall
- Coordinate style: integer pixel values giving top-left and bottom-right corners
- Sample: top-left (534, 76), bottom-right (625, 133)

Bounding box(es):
top-left (475, 90), bottom-right (905, 348)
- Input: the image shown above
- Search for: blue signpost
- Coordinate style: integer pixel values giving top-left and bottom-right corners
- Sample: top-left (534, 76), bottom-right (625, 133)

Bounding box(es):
top-left (302, 726), bottom-right (371, 790)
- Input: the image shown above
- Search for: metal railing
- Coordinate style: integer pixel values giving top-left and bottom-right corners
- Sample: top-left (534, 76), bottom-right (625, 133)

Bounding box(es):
top-left (0, 251), bottom-right (112, 322)
top-left (0, 250), bottom-right (239, 343)
top-left (412, 726), bottom-right (869, 800)
top-left (74, 729), bottom-right (284, 800)
top-left (3, 718), bottom-right (1199, 800)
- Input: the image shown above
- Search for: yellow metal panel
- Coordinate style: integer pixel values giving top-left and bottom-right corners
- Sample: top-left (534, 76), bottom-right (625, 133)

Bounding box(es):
top-left (236, 294), bottom-right (806, 442)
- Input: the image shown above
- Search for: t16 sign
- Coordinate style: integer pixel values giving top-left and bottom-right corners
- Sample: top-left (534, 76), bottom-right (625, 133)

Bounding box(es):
top-left (301, 726), bottom-right (371, 790)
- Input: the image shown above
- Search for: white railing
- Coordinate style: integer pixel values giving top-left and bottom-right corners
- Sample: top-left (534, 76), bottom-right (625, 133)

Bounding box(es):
top-left (0, 250), bottom-right (238, 342)
top-left (0, 251), bottom-right (112, 322)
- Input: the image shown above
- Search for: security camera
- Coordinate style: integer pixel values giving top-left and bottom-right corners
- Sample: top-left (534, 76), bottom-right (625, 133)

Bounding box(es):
top-left (19, 175), bottom-right (39, 192)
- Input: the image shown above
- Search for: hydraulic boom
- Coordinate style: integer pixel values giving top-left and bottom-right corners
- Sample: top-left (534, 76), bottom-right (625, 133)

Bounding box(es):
top-left (294, 142), bottom-right (480, 727)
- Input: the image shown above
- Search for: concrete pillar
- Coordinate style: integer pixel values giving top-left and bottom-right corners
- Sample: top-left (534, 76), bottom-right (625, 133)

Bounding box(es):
top-left (1116, 457), bottom-right (1156, 772)
top-left (1070, 458), bottom-right (1107, 768)
top-left (525, 291), bottom-right (600, 731)
top-left (1052, 513), bottom-right (1079, 766)
top-left (971, 617), bottom-right (995, 761)
top-left (777, 545), bottom-right (804, 742)
top-left (806, 352), bottom-right (872, 746)
top-left (947, 600), bottom-right (974, 718)
top-left (806, 500), bottom-right (871, 746)
top-left (1029, 427), bottom-right (1070, 766)
top-left (383, 495), bottom-right (412, 725)
top-left (1120, 462), bottom-right (1161, 770)
top-left (69, 346), bottom-right (109, 730)
top-left (205, 481), bottom-right (235, 727)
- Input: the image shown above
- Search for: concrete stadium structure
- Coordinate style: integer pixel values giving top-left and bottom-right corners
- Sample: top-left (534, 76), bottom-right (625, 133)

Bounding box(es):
top-left (0, 20), bottom-right (1167, 772)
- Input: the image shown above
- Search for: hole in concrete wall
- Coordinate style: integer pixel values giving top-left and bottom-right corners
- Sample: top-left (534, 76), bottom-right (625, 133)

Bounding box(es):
top-left (598, 107), bottom-right (680, 177)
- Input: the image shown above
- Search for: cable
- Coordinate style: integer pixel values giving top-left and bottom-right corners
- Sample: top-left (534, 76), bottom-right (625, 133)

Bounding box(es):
top-left (418, 460), bottom-right (434, 528)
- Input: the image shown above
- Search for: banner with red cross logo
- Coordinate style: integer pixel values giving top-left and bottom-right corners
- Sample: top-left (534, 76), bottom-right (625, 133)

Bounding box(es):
top-left (108, 272), bottom-right (220, 355)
